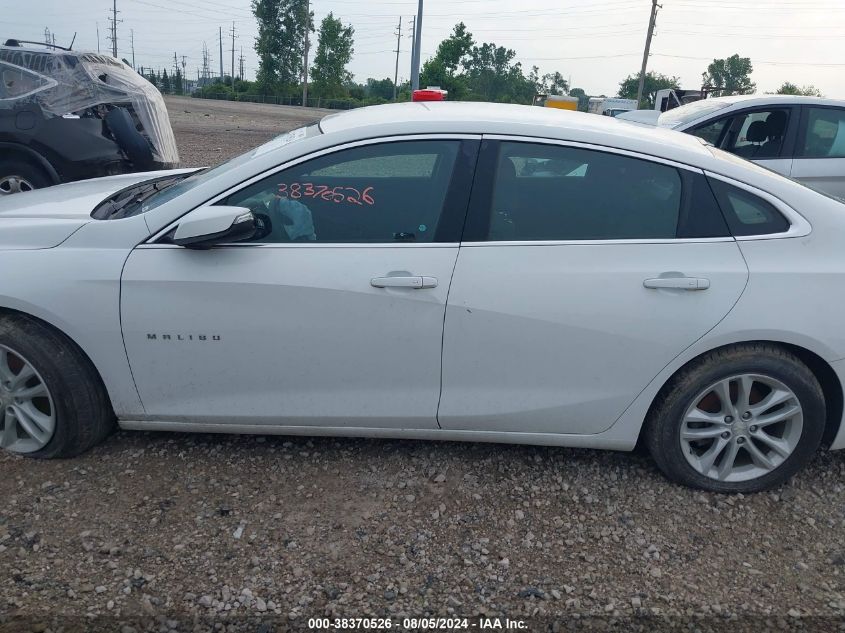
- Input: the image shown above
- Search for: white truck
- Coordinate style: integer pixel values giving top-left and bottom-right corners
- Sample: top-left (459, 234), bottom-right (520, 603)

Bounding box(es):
top-left (587, 97), bottom-right (637, 117)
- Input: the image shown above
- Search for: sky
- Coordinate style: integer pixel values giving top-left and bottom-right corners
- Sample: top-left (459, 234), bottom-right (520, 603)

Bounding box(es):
top-left (5, 0), bottom-right (845, 98)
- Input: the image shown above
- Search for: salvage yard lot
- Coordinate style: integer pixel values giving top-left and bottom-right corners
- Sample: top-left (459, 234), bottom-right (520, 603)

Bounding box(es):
top-left (2, 97), bottom-right (845, 632)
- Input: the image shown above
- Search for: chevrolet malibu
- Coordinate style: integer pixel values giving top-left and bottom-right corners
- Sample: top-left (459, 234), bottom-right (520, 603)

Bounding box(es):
top-left (1, 102), bottom-right (844, 493)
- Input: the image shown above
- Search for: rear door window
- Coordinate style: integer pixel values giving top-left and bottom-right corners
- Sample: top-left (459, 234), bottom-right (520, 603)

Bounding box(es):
top-left (482, 142), bottom-right (685, 241)
top-left (799, 107), bottom-right (845, 158)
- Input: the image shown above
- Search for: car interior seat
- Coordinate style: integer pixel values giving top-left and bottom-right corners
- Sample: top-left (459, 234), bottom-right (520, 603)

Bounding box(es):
top-left (738, 120), bottom-right (769, 158)
top-left (760, 111), bottom-right (788, 158)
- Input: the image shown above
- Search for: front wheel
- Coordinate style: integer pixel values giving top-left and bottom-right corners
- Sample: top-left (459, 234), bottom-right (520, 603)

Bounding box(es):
top-left (645, 344), bottom-right (825, 493)
top-left (0, 314), bottom-right (114, 458)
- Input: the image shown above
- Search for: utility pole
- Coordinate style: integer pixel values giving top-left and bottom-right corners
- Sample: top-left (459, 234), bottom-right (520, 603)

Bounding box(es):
top-left (182, 55), bottom-right (187, 93)
top-left (130, 29), bottom-right (135, 70)
top-left (239, 47), bottom-right (245, 81)
top-left (44, 27), bottom-right (51, 46)
top-left (408, 16), bottom-right (415, 84)
top-left (636, 0), bottom-right (660, 108)
top-left (96, 23), bottom-right (100, 53)
top-left (393, 16), bottom-right (402, 101)
top-left (410, 0), bottom-right (423, 91)
top-left (229, 22), bottom-right (236, 86)
top-left (302, 0), bottom-right (310, 107)
top-left (218, 27), bottom-right (224, 80)
top-left (110, 0), bottom-right (119, 58)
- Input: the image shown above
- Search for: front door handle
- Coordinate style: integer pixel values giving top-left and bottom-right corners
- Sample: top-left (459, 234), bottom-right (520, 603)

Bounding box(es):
top-left (371, 276), bottom-right (438, 289)
top-left (643, 277), bottom-right (710, 290)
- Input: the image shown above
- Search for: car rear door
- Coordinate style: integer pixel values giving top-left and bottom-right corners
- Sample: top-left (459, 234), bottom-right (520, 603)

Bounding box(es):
top-left (790, 105), bottom-right (845, 199)
top-left (438, 138), bottom-right (749, 435)
top-left (120, 137), bottom-right (479, 429)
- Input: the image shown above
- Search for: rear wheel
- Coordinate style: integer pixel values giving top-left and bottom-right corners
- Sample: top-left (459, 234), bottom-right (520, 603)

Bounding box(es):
top-left (645, 344), bottom-right (825, 493)
top-left (0, 315), bottom-right (114, 458)
top-left (0, 160), bottom-right (52, 195)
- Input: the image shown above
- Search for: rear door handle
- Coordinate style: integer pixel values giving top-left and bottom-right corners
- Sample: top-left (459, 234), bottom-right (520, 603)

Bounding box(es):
top-left (643, 277), bottom-right (710, 290)
top-left (371, 276), bottom-right (438, 289)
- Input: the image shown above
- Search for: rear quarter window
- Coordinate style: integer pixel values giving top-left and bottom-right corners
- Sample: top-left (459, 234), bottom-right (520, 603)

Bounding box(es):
top-left (708, 178), bottom-right (790, 236)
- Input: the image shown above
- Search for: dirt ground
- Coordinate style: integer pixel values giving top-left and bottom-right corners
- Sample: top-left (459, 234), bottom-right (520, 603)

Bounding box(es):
top-left (2, 97), bottom-right (845, 633)
top-left (164, 96), bottom-right (332, 167)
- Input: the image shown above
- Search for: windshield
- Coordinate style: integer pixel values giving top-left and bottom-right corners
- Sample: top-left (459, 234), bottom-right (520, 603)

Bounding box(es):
top-left (92, 124), bottom-right (320, 219)
top-left (658, 100), bottom-right (732, 129)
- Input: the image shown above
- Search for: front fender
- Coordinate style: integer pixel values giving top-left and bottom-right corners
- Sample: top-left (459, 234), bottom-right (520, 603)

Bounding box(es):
top-left (0, 248), bottom-right (143, 415)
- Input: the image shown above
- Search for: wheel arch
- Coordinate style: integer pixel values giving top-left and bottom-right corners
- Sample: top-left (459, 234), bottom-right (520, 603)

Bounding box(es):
top-left (0, 142), bottom-right (61, 185)
top-left (641, 340), bottom-right (843, 448)
top-left (0, 306), bottom-right (114, 413)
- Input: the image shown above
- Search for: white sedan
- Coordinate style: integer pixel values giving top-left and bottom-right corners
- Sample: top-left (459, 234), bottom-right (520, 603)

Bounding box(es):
top-left (656, 95), bottom-right (845, 199)
top-left (1, 102), bottom-right (844, 493)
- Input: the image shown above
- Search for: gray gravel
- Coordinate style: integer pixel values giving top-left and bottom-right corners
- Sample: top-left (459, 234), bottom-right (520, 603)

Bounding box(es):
top-left (2, 98), bottom-right (845, 632)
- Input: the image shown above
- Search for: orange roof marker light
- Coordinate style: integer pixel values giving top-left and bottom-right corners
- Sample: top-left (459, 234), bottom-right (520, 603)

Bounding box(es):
top-left (412, 87), bottom-right (448, 102)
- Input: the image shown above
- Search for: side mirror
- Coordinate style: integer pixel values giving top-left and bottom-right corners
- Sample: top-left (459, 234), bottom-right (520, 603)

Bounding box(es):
top-left (170, 206), bottom-right (256, 249)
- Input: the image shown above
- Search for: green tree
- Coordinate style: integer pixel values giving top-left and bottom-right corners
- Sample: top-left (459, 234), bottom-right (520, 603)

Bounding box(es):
top-left (420, 23), bottom-right (475, 100)
top-left (161, 69), bottom-right (172, 94)
top-left (253, 0), bottom-right (312, 96)
top-left (174, 67), bottom-right (184, 95)
top-left (464, 42), bottom-right (534, 103)
top-left (145, 70), bottom-right (158, 89)
top-left (310, 13), bottom-right (354, 99)
top-left (366, 78), bottom-right (395, 101)
top-left (702, 54), bottom-right (755, 95)
top-left (618, 71), bottom-right (681, 108)
top-left (538, 71), bottom-right (569, 96)
top-left (569, 87), bottom-right (590, 112)
top-left (773, 81), bottom-right (823, 96)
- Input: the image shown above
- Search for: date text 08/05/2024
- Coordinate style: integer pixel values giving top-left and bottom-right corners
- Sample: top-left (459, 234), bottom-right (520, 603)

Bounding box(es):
top-left (307, 618), bottom-right (528, 630)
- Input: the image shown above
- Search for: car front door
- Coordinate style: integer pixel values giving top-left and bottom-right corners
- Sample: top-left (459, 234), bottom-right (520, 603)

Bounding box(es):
top-left (791, 105), bottom-right (845, 199)
top-left (688, 107), bottom-right (798, 178)
top-left (438, 139), bottom-right (749, 435)
top-left (120, 137), bottom-right (479, 429)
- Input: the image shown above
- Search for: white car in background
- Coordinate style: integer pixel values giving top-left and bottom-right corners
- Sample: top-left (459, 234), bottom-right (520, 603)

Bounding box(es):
top-left (656, 95), bottom-right (845, 199)
top-left (2, 102), bottom-right (845, 493)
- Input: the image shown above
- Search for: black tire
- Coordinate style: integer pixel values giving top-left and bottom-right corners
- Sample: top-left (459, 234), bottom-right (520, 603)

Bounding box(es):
top-left (645, 344), bottom-right (825, 493)
top-left (105, 107), bottom-right (154, 168)
top-left (0, 159), bottom-right (52, 194)
top-left (0, 314), bottom-right (114, 458)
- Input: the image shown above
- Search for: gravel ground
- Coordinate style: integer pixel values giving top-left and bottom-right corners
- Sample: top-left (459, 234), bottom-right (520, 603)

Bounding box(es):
top-left (3, 98), bottom-right (845, 633)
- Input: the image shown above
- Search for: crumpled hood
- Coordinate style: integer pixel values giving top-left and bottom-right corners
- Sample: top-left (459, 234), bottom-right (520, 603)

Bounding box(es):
top-left (0, 170), bottom-right (195, 250)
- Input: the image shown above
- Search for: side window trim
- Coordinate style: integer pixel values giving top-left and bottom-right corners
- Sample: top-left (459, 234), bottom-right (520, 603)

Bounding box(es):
top-left (147, 134), bottom-right (482, 245)
top-left (704, 171), bottom-right (811, 240)
top-left (462, 135), bottom-right (734, 245)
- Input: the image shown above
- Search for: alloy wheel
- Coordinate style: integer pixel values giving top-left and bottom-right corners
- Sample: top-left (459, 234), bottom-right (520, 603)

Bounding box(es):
top-left (680, 373), bottom-right (803, 483)
top-left (0, 345), bottom-right (56, 453)
top-left (0, 175), bottom-right (35, 195)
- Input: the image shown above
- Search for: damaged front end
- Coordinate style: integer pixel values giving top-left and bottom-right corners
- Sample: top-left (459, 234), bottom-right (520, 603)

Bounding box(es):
top-left (0, 45), bottom-right (179, 184)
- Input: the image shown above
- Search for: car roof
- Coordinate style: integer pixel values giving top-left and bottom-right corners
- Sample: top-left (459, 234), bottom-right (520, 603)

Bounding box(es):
top-left (319, 101), bottom-right (714, 165)
top-left (701, 94), bottom-right (845, 108)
